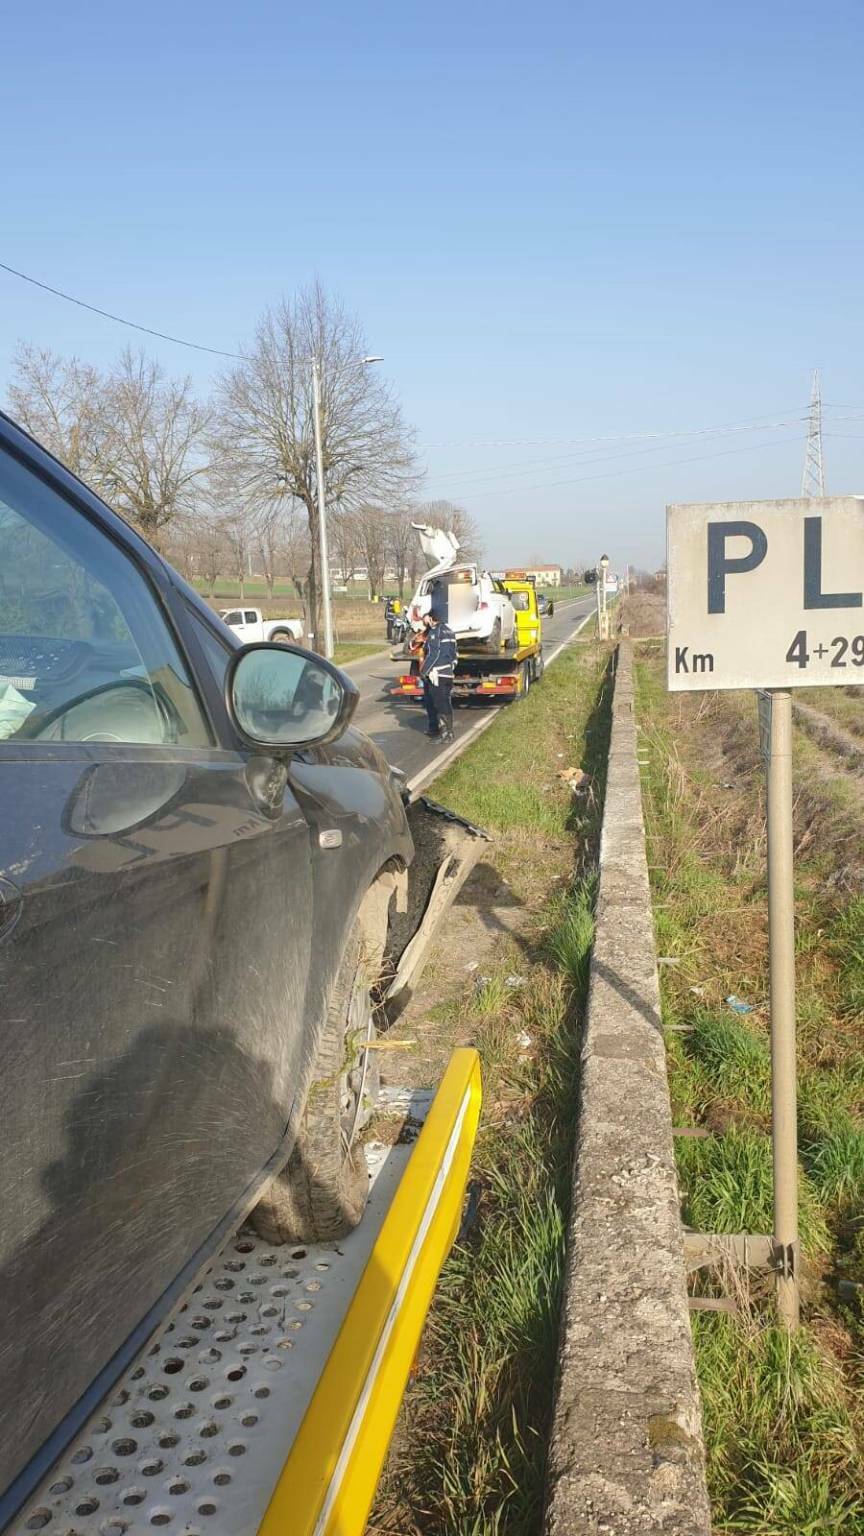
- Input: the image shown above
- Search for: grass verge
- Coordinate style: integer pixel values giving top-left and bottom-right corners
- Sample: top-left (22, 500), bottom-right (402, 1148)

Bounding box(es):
top-left (636, 657), bottom-right (864, 1533)
top-left (332, 640), bottom-right (386, 665)
top-left (370, 644), bottom-right (613, 1535)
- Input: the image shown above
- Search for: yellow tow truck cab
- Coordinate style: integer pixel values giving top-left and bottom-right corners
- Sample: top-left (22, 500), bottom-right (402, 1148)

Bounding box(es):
top-left (502, 578), bottom-right (542, 651)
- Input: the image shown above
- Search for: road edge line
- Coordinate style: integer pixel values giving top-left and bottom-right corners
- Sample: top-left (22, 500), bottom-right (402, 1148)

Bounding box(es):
top-left (405, 610), bottom-right (592, 801)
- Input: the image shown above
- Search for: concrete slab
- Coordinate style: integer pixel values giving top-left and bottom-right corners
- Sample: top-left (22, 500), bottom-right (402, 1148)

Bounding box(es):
top-left (544, 642), bottom-right (711, 1536)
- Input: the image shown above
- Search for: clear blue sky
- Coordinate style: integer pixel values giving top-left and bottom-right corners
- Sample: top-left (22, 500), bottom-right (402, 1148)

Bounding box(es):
top-left (2, 0), bottom-right (862, 570)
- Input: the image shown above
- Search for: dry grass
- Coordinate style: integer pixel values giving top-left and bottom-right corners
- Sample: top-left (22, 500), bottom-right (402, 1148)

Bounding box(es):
top-left (370, 646), bottom-right (613, 1535)
top-left (636, 659), bottom-right (864, 1532)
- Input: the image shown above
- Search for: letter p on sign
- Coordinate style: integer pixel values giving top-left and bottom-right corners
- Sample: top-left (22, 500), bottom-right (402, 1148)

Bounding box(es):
top-left (667, 498), bottom-right (864, 691)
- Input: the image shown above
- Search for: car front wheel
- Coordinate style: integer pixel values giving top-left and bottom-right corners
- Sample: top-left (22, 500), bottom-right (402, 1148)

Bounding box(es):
top-left (251, 922), bottom-right (376, 1244)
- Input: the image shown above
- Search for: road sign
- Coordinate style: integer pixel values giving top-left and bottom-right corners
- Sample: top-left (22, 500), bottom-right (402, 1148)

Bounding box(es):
top-left (667, 497), bottom-right (864, 691)
top-left (666, 498), bottom-right (817, 1327)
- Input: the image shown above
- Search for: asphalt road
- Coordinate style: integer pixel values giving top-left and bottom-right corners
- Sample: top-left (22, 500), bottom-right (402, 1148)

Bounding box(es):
top-left (347, 595), bottom-right (597, 786)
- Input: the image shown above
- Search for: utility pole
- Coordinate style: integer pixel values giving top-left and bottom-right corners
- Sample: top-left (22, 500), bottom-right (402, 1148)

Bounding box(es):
top-left (802, 369), bottom-right (825, 498)
top-left (311, 357), bottom-right (335, 660)
top-left (310, 353), bottom-right (382, 662)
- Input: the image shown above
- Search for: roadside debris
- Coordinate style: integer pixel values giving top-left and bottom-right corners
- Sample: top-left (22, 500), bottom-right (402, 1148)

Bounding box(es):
top-left (365, 1039), bottom-right (417, 1052)
top-left (725, 994), bottom-right (754, 1014)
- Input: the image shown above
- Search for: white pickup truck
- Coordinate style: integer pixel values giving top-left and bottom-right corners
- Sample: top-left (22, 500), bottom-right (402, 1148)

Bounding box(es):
top-left (220, 605), bottom-right (305, 644)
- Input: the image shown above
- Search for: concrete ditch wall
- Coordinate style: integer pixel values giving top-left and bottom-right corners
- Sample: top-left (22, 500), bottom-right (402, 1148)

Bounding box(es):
top-left (544, 641), bottom-right (712, 1536)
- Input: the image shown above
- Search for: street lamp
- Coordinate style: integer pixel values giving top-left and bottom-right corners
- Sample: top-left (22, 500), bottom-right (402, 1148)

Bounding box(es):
top-left (598, 553), bottom-right (610, 638)
top-left (311, 354), bottom-right (383, 660)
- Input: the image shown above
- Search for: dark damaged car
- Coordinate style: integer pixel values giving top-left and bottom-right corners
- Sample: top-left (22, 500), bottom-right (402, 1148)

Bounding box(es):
top-left (0, 409), bottom-right (413, 1520)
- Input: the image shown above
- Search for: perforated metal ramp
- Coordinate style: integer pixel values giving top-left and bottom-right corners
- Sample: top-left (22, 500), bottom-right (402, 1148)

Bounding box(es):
top-left (11, 1087), bottom-right (435, 1536)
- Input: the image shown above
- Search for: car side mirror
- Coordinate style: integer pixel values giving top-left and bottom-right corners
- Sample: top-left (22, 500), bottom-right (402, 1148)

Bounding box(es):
top-left (227, 643), bottom-right (358, 750)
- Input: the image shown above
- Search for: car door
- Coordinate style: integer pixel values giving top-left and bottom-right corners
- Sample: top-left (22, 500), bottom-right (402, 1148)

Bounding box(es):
top-left (0, 440), bottom-right (314, 1509)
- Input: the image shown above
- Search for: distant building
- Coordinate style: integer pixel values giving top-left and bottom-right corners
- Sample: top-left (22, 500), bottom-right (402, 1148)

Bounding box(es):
top-left (525, 564), bottom-right (562, 587)
top-left (490, 564), bottom-right (563, 587)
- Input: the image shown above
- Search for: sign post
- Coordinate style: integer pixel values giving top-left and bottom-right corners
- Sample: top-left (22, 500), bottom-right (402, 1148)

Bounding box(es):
top-left (765, 689), bottom-right (800, 1327)
top-left (666, 496), bottom-right (864, 1327)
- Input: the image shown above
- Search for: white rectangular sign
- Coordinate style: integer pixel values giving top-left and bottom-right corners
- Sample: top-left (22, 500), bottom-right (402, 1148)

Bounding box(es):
top-left (667, 497), bottom-right (864, 691)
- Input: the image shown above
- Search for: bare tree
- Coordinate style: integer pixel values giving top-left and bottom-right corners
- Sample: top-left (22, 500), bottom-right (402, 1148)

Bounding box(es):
top-left (413, 499), bottom-right (483, 563)
top-left (97, 350), bottom-right (210, 547)
top-left (355, 503), bottom-right (390, 600)
top-left (8, 344), bottom-right (210, 552)
top-left (8, 344), bottom-right (105, 481)
top-left (330, 506), bottom-right (362, 588)
top-left (388, 506), bottom-right (416, 599)
top-left (216, 282), bottom-right (416, 650)
top-left (256, 499), bottom-right (283, 602)
top-left (196, 519), bottom-right (228, 598)
top-left (202, 437), bottom-right (268, 603)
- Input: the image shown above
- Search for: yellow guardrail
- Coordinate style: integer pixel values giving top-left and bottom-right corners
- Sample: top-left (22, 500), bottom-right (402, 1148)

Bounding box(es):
top-left (257, 1047), bottom-right (483, 1536)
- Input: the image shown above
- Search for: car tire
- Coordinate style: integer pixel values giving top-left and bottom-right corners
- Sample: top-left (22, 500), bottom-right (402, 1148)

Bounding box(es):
top-left (269, 628), bottom-right (294, 645)
top-left (521, 660), bottom-right (531, 697)
top-left (487, 618), bottom-right (502, 652)
top-left (251, 923), bottom-right (376, 1245)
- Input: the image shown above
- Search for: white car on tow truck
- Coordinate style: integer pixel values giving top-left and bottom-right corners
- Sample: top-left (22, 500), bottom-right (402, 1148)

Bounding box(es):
top-left (220, 605), bottom-right (305, 644)
top-left (406, 525), bottom-right (516, 651)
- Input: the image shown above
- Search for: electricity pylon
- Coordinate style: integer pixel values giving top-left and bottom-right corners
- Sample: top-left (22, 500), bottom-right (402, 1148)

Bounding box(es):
top-left (801, 369), bottom-right (825, 497)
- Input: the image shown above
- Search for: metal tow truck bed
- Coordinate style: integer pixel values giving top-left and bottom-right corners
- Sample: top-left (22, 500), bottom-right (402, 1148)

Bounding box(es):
top-left (391, 643), bottom-right (544, 703)
top-left (10, 1053), bottom-right (482, 1536)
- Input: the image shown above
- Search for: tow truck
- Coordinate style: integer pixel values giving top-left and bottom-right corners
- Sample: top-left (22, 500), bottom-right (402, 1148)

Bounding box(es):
top-left (391, 575), bottom-right (545, 705)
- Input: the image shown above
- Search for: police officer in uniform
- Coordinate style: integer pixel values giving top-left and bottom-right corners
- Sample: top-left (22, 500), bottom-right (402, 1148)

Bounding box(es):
top-left (419, 592), bottom-right (457, 742)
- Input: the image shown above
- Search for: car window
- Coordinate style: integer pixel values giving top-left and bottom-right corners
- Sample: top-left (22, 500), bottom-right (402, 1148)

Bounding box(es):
top-left (185, 608), bottom-right (234, 693)
top-left (508, 590), bottom-right (530, 610)
top-left (244, 610), bottom-right (257, 624)
top-left (0, 448), bottom-right (211, 747)
top-left (222, 609), bottom-right (241, 625)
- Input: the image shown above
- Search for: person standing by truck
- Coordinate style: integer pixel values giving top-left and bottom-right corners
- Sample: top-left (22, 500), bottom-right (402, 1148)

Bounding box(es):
top-left (420, 594), bottom-right (457, 742)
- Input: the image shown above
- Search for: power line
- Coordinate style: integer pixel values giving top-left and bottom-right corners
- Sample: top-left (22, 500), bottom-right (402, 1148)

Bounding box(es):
top-left (2, 255), bottom-right (855, 506)
top-left (421, 414), bottom-right (805, 491)
top-left (420, 410), bottom-right (812, 452)
top-left (0, 259), bottom-right (244, 360)
top-left (444, 432), bottom-right (806, 501)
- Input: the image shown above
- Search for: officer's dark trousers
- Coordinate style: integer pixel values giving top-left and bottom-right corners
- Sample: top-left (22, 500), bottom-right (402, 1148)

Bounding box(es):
top-left (423, 678), bottom-right (453, 735)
